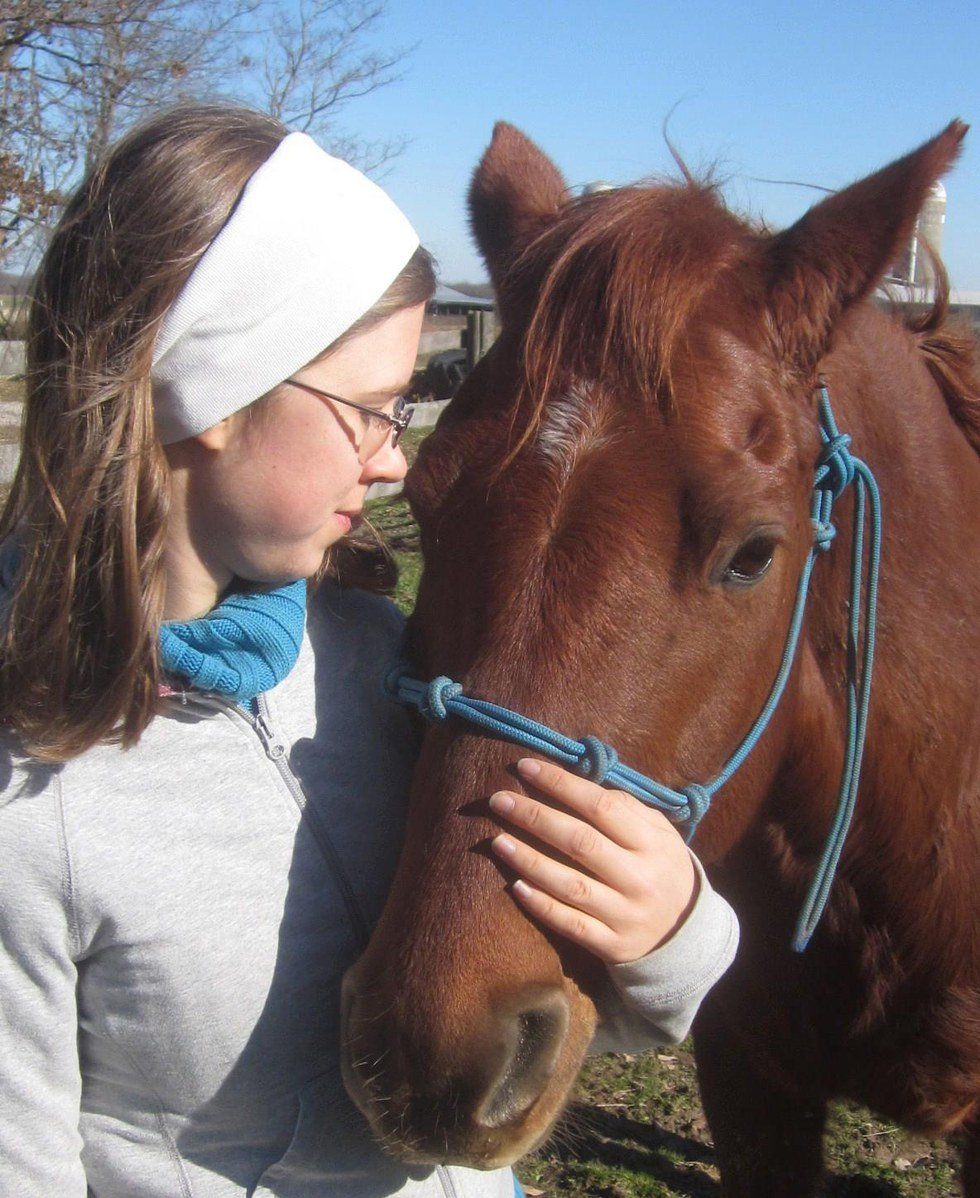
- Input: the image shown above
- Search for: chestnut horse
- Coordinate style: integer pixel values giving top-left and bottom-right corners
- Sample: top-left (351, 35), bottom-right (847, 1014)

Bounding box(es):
top-left (343, 120), bottom-right (980, 1194)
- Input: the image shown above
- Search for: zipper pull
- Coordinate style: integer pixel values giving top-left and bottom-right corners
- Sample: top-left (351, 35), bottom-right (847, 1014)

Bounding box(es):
top-left (255, 710), bottom-right (287, 761)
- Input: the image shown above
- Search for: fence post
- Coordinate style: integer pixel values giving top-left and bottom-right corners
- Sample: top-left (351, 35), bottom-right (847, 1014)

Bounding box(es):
top-left (466, 309), bottom-right (497, 372)
top-left (465, 311), bottom-right (479, 373)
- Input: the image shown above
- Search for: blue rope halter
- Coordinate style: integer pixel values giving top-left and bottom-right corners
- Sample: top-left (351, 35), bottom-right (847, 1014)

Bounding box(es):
top-left (386, 384), bottom-right (882, 953)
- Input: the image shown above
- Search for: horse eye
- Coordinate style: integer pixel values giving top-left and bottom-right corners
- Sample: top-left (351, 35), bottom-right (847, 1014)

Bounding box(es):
top-left (723, 535), bottom-right (776, 585)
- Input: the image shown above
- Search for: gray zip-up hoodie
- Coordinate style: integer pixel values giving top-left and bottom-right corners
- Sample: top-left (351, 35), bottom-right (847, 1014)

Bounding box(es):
top-left (0, 583), bottom-right (738, 1197)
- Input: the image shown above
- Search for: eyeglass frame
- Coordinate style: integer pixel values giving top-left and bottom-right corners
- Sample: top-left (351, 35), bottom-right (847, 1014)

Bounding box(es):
top-left (284, 377), bottom-right (413, 457)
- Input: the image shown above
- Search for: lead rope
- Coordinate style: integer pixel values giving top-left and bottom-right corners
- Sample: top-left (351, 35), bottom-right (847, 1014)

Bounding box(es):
top-left (387, 384), bottom-right (881, 952)
top-left (792, 388), bottom-right (881, 950)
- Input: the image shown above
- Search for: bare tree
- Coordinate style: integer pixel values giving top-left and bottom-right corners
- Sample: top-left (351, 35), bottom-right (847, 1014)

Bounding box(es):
top-left (255, 0), bottom-right (409, 171)
top-left (1, 0), bottom-right (101, 259)
top-left (66, 0), bottom-right (261, 175)
top-left (2, 0), bottom-right (246, 263)
top-left (1, 0), bottom-right (409, 271)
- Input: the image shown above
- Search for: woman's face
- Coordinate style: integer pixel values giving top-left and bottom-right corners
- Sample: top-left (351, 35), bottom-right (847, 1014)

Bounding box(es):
top-left (164, 302), bottom-right (425, 617)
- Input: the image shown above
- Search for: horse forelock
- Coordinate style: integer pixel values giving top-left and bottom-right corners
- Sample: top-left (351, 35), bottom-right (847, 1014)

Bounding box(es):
top-left (534, 381), bottom-right (619, 488)
top-left (500, 179), bottom-right (759, 467)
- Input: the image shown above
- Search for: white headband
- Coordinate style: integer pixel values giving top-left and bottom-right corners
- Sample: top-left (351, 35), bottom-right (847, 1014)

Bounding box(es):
top-left (150, 131), bottom-right (420, 444)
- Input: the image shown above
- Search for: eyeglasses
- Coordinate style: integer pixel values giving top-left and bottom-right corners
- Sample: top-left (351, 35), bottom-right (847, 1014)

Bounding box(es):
top-left (284, 378), bottom-right (413, 461)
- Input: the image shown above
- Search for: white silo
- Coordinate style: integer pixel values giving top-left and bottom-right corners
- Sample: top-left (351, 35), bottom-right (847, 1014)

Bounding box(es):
top-left (893, 181), bottom-right (947, 288)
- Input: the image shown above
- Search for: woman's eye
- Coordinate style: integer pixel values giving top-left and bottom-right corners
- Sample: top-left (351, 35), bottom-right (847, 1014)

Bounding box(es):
top-left (369, 400), bottom-right (399, 427)
top-left (723, 536), bottom-right (776, 585)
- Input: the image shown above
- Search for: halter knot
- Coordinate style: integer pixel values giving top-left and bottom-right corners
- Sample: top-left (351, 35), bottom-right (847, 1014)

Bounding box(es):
top-left (423, 676), bottom-right (463, 721)
top-left (577, 735), bottom-right (619, 784)
top-left (383, 662), bottom-right (409, 699)
top-left (816, 433), bottom-right (855, 500)
top-left (812, 518), bottom-right (837, 552)
top-left (681, 783), bottom-right (712, 828)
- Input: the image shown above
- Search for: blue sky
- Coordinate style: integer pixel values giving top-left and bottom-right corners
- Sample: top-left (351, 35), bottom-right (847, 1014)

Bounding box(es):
top-left (334, 0), bottom-right (979, 289)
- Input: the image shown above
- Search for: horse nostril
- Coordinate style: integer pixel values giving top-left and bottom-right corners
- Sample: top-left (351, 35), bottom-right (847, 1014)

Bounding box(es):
top-left (478, 988), bottom-right (569, 1129)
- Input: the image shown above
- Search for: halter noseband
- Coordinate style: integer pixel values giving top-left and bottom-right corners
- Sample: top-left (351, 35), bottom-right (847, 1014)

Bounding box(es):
top-left (386, 384), bottom-right (881, 952)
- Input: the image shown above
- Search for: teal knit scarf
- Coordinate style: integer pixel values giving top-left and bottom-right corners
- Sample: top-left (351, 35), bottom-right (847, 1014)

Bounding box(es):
top-left (159, 580), bottom-right (307, 705)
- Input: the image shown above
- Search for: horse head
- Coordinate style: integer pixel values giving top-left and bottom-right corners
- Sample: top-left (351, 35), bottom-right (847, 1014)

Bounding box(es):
top-left (342, 119), bottom-right (967, 1168)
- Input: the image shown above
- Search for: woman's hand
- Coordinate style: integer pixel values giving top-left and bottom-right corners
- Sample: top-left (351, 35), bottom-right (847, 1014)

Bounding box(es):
top-left (488, 757), bottom-right (698, 965)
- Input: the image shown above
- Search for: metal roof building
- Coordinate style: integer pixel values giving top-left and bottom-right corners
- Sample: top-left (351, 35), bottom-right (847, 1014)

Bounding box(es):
top-left (430, 284), bottom-right (494, 314)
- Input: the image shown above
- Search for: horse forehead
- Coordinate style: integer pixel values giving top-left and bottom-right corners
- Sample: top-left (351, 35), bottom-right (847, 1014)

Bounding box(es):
top-left (534, 328), bottom-right (785, 462)
top-left (528, 365), bottom-right (801, 559)
top-left (661, 330), bottom-right (795, 468)
top-left (536, 383), bottom-right (612, 479)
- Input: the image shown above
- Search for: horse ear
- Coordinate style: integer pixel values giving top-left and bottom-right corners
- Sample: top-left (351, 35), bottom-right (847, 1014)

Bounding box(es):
top-left (766, 120), bottom-right (968, 373)
top-left (468, 122), bottom-right (568, 312)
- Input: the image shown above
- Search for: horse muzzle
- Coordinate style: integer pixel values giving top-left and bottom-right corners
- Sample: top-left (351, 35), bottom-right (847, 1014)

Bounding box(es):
top-left (341, 964), bottom-right (579, 1167)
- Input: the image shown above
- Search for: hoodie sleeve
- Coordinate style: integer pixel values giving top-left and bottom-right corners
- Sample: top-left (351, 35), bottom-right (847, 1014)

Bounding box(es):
top-left (0, 762), bottom-right (88, 1196)
top-left (589, 854), bottom-right (739, 1053)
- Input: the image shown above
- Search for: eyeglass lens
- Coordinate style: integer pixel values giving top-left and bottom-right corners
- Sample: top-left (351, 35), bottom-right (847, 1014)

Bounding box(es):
top-left (359, 397), bottom-right (411, 460)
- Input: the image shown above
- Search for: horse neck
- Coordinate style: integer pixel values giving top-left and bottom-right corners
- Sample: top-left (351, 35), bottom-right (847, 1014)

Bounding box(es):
top-left (792, 302), bottom-right (980, 921)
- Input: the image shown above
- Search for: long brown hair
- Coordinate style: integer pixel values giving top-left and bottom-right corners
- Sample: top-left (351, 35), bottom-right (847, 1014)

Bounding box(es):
top-left (0, 103), bottom-right (434, 762)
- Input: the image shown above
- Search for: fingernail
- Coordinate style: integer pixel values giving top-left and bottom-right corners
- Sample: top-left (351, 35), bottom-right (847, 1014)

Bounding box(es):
top-left (517, 758), bottom-right (541, 778)
top-left (512, 879), bottom-right (535, 899)
top-left (492, 834), bottom-right (516, 857)
top-left (489, 791), bottom-right (516, 814)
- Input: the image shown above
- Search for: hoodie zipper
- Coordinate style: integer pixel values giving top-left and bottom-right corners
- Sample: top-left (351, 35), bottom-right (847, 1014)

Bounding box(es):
top-left (250, 698), bottom-right (460, 1198)
top-left (252, 693), bottom-right (371, 950)
top-left (435, 1165), bottom-right (460, 1197)
top-left (175, 690), bottom-right (370, 950)
top-left (170, 692), bottom-right (457, 1196)
top-left (245, 701), bottom-right (460, 1198)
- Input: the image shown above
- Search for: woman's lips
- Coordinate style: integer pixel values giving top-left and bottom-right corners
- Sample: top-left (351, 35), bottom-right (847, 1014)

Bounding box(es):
top-left (335, 511), bottom-right (362, 532)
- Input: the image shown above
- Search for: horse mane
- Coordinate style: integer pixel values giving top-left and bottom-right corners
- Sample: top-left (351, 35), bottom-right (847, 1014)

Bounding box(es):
top-left (900, 253), bottom-right (980, 454)
top-left (500, 180), bottom-right (752, 468)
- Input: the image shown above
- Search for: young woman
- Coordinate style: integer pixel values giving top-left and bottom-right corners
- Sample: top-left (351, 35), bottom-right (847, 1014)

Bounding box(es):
top-left (0, 104), bottom-right (738, 1197)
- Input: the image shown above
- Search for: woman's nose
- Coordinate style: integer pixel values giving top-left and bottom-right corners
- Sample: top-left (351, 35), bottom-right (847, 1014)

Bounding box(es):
top-left (360, 438), bottom-right (408, 485)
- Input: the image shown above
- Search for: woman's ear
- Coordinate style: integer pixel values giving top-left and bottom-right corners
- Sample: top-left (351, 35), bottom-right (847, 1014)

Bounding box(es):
top-left (193, 414), bottom-right (240, 452)
top-left (468, 122), bottom-right (568, 322)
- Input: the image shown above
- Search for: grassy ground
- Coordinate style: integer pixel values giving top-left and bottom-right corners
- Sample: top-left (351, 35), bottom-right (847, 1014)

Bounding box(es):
top-left (516, 1048), bottom-right (959, 1196)
top-left (367, 425), bottom-right (963, 1197)
top-left (364, 490), bottom-right (421, 614)
top-left (364, 426), bottom-right (426, 613)
top-left (0, 378), bottom-right (24, 465)
top-left (0, 298), bottom-right (28, 340)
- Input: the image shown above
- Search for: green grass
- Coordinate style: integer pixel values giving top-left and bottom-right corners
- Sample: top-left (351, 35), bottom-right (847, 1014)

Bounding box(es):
top-left (0, 378), bottom-right (23, 452)
top-left (514, 1048), bottom-right (960, 1196)
top-left (363, 424), bottom-right (428, 614)
top-left (0, 297), bottom-right (29, 340)
top-left (364, 490), bottom-right (420, 616)
top-left (397, 424), bottom-right (429, 466)
top-left (0, 377), bottom-right (25, 403)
